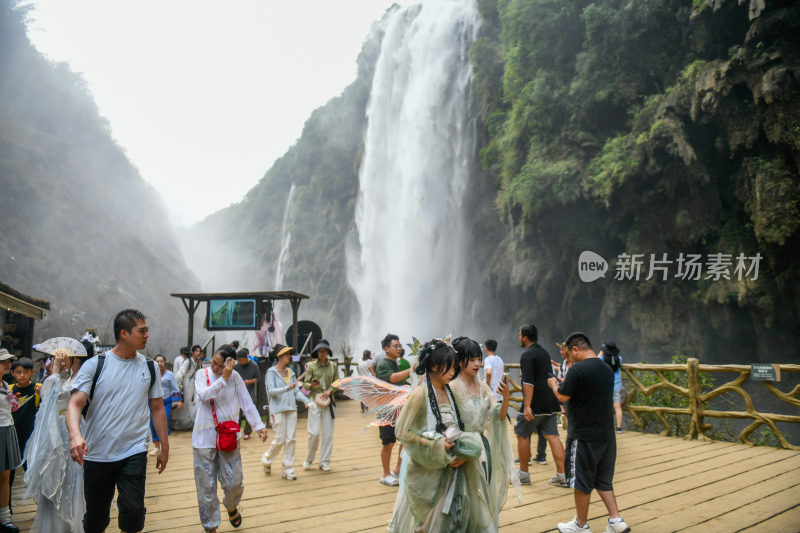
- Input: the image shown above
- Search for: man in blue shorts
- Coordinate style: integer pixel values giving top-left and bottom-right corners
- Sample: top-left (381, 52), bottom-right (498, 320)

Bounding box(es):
top-left (548, 332), bottom-right (630, 533)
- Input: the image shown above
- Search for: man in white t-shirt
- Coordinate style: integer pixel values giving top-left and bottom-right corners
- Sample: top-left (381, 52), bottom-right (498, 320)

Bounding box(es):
top-left (66, 309), bottom-right (168, 533)
top-left (483, 339), bottom-right (505, 401)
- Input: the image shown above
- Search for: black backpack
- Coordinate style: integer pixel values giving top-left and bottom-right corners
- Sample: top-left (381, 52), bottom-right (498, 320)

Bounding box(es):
top-left (81, 354), bottom-right (156, 417)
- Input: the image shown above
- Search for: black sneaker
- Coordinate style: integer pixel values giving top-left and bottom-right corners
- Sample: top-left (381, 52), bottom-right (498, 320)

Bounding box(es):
top-left (533, 457), bottom-right (548, 465)
top-left (0, 521), bottom-right (20, 533)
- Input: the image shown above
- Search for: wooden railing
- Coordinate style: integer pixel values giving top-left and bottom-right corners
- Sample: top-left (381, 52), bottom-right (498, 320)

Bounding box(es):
top-left (503, 363), bottom-right (525, 412)
top-left (504, 359), bottom-right (800, 450)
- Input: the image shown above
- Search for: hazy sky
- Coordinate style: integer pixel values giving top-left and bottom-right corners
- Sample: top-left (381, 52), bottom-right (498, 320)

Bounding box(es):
top-left (25, 1), bottom-right (399, 225)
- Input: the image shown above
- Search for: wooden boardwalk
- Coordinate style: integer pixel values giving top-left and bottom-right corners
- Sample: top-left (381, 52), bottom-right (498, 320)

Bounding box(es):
top-left (11, 399), bottom-right (800, 532)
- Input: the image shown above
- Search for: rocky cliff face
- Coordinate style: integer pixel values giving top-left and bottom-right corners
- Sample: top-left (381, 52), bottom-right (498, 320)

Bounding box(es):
top-left (473, 0), bottom-right (799, 362)
top-left (0, 1), bottom-right (200, 353)
top-left (182, 10), bottom-right (390, 344)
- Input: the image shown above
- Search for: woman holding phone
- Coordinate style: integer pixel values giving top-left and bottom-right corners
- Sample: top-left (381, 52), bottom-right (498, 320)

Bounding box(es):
top-left (262, 344), bottom-right (311, 480)
top-left (302, 340), bottom-right (337, 471)
top-left (389, 338), bottom-right (518, 532)
top-left (450, 336), bottom-right (517, 532)
top-left (192, 344), bottom-right (267, 533)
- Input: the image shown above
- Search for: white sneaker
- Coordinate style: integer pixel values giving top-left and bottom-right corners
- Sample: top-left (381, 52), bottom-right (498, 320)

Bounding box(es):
top-left (379, 475), bottom-right (399, 486)
top-left (282, 472), bottom-right (297, 480)
top-left (303, 461), bottom-right (312, 470)
top-left (262, 463), bottom-right (271, 475)
top-left (605, 518), bottom-right (630, 533)
top-left (319, 463), bottom-right (331, 472)
top-left (558, 518), bottom-right (591, 532)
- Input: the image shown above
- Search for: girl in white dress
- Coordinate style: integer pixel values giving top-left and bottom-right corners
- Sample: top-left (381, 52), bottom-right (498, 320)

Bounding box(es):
top-left (24, 343), bottom-right (90, 532)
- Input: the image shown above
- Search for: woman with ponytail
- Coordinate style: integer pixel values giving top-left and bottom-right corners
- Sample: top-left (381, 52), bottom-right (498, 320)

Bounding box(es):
top-left (389, 339), bottom-right (478, 532)
top-left (450, 336), bottom-right (519, 531)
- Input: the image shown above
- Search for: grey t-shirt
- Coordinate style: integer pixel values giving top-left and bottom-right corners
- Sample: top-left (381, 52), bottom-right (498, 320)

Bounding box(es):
top-left (72, 350), bottom-right (162, 462)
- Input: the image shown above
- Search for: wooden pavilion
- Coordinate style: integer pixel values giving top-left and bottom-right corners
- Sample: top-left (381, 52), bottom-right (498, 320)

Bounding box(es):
top-left (170, 291), bottom-right (309, 352)
top-left (0, 281), bottom-right (50, 358)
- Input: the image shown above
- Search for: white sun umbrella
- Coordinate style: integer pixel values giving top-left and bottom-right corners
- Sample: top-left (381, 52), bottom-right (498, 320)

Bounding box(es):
top-left (33, 337), bottom-right (87, 358)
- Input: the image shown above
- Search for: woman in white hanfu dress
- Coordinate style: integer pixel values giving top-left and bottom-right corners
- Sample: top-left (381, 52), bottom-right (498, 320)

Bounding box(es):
top-left (449, 336), bottom-right (518, 532)
top-left (24, 343), bottom-right (90, 532)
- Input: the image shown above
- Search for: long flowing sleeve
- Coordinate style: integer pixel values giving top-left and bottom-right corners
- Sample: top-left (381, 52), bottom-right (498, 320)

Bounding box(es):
top-left (395, 386), bottom-right (454, 526)
top-left (195, 368), bottom-right (227, 402)
top-left (396, 386), bottom-right (452, 468)
top-left (481, 381), bottom-right (519, 512)
top-left (23, 374), bottom-right (64, 501)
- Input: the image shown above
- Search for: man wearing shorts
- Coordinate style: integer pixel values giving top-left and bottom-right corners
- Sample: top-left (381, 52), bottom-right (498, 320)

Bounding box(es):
top-left (514, 323), bottom-right (567, 486)
top-left (548, 332), bottom-right (630, 533)
top-left (375, 333), bottom-right (413, 486)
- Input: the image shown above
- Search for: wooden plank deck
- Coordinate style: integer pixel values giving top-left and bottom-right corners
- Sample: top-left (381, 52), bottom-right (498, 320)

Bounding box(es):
top-left (11, 399), bottom-right (800, 532)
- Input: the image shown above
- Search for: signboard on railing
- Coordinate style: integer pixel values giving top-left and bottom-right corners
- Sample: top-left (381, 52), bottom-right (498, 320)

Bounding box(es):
top-left (750, 363), bottom-right (781, 382)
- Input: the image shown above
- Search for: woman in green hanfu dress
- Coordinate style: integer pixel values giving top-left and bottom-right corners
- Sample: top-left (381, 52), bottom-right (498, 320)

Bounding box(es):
top-left (389, 338), bottom-right (516, 533)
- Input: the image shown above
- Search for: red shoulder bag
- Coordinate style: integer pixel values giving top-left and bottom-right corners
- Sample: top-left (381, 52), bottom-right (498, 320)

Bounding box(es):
top-left (206, 369), bottom-right (240, 452)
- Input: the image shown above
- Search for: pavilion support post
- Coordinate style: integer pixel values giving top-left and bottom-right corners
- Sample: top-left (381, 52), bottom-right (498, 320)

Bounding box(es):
top-left (182, 297), bottom-right (199, 347)
top-left (23, 316), bottom-right (34, 359)
top-left (290, 297), bottom-right (301, 353)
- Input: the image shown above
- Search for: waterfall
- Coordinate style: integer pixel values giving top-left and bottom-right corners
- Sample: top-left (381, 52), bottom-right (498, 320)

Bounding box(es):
top-left (274, 182), bottom-right (296, 289)
top-left (347, 0), bottom-right (480, 349)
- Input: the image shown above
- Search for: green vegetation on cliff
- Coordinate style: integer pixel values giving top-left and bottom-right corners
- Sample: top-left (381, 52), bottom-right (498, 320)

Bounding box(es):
top-left (472, 0), bottom-right (799, 361)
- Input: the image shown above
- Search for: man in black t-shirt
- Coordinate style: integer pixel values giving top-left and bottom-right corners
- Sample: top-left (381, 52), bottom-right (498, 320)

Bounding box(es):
top-left (548, 332), bottom-right (630, 533)
top-left (513, 323), bottom-right (567, 487)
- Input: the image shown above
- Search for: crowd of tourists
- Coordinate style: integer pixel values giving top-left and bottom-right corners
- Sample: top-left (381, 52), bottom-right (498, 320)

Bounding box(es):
top-left (0, 309), bottom-right (631, 533)
top-left (350, 327), bottom-right (630, 533)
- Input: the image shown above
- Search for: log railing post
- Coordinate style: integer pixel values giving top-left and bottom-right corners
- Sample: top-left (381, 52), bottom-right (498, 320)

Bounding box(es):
top-left (686, 357), bottom-right (703, 440)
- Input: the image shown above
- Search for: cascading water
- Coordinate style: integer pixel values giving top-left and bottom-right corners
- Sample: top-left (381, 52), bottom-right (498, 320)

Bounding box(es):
top-left (274, 182), bottom-right (296, 290)
top-left (347, 0), bottom-right (480, 349)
